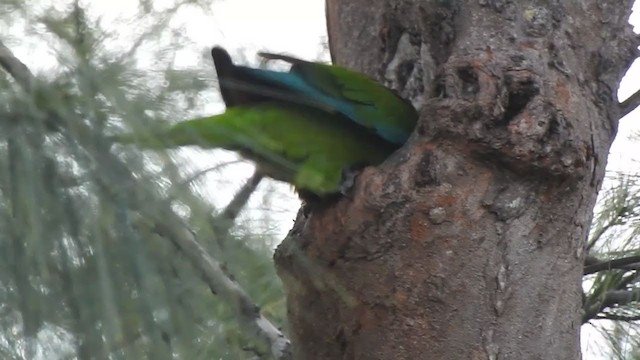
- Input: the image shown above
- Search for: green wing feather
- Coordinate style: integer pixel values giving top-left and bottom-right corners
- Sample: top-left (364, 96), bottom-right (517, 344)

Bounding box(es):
top-left (113, 103), bottom-right (395, 196)
top-left (258, 52), bottom-right (418, 144)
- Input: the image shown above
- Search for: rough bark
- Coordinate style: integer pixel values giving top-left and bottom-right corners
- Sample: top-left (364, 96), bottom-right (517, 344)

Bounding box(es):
top-left (275, 1), bottom-right (637, 359)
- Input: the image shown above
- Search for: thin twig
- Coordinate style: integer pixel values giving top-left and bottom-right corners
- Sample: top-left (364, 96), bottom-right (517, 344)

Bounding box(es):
top-left (615, 272), bottom-right (640, 292)
top-left (586, 220), bottom-right (618, 251)
top-left (218, 171), bottom-right (264, 224)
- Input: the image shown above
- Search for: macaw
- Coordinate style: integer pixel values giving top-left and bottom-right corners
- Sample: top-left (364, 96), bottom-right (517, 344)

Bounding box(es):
top-left (210, 47), bottom-right (417, 145)
top-left (113, 103), bottom-right (396, 199)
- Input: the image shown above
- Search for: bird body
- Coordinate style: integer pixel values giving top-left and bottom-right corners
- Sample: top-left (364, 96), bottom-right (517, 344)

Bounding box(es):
top-left (116, 103), bottom-right (395, 196)
top-left (211, 47), bottom-right (417, 145)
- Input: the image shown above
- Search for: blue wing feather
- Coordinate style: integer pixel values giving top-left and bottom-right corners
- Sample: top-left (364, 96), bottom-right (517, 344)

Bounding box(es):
top-left (241, 68), bottom-right (407, 141)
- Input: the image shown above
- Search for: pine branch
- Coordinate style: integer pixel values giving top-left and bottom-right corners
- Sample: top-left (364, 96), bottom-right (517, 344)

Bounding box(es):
top-left (179, 160), bottom-right (244, 187)
top-left (595, 313), bottom-right (640, 322)
top-left (583, 288), bottom-right (640, 323)
top-left (0, 40), bottom-right (62, 131)
top-left (0, 40), bottom-right (34, 92)
top-left (148, 207), bottom-right (290, 359)
top-left (0, 38), bottom-right (291, 360)
top-left (615, 272), bottom-right (640, 291)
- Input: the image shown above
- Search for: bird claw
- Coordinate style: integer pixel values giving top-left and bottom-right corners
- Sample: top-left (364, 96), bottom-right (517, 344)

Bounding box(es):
top-left (340, 166), bottom-right (363, 198)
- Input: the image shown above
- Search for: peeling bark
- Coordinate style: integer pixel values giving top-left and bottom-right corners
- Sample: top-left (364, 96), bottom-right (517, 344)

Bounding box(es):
top-left (276, 1), bottom-right (637, 359)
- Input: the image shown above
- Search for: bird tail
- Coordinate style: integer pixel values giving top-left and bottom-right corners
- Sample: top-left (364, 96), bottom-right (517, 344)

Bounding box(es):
top-left (109, 116), bottom-right (224, 150)
top-left (257, 52), bottom-right (322, 66)
top-left (108, 128), bottom-right (181, 150)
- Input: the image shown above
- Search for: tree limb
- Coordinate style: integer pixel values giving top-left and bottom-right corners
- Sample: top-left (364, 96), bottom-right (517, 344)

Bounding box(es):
top-left (584, 254), bottom-right (640, 275)
top-left (619, 89), bottom-right (640, 119)
top-left (179, 160), bottom-right (244, 187)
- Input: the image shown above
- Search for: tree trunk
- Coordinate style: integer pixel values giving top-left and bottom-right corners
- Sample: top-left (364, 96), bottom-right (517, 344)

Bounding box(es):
top-left (275, 1), bottom-right (636, 359)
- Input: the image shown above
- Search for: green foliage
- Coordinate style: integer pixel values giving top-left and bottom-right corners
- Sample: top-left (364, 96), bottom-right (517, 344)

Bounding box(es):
top-left (0, 1), bottom-right (287, 359)
top-left (583, 168), bottom-right (640, 358)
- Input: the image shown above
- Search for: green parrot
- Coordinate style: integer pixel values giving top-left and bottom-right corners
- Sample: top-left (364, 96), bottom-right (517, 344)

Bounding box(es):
top-left (115, 48), bottom-right (415, 200)
top-left (210, 47), bottom-right (418, 145)
top-left (114, 102), bottom-right (396, 199)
